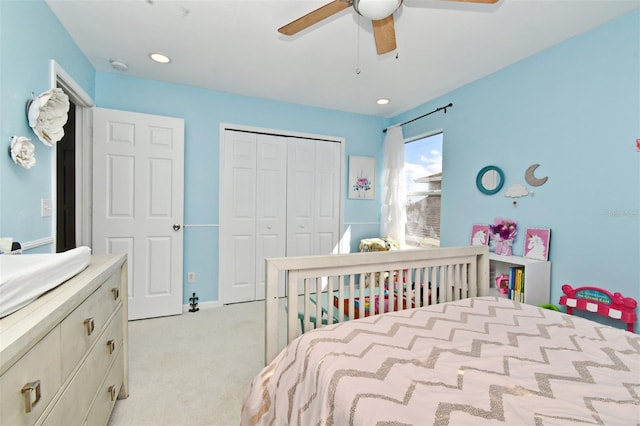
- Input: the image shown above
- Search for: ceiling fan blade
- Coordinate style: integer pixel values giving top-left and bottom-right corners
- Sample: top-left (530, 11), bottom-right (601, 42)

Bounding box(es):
top-left (278, 1), bottom-right (351, 36)
top-left (372, 15), bottom-right (396, 55)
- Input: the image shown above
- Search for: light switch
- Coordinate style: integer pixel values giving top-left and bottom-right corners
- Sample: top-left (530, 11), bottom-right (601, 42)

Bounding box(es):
top-left (41, 199), bottom-right (52, 217)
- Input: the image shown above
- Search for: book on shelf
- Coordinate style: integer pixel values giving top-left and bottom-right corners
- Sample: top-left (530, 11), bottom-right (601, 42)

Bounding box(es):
top-left (508, 266), bottom-right (525, 302)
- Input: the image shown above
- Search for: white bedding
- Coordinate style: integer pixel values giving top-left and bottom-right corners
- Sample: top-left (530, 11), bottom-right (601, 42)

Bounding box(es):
top-left (0, 246), bottom-right (91, 318)
top-left (242, 296), bottom-right (640, 425)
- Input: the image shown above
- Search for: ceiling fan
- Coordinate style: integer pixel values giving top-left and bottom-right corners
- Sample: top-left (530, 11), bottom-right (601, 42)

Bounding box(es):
top-left (278, 0), bottom-right (499, 55)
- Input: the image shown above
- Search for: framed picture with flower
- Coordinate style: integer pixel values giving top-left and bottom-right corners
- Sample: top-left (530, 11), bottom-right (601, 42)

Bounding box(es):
top-left (523, 228), bottom-right (551, 261)
top-left (349, 156), bottom-right (375, 199)
top-left (470, 224), bottom-right (490, 246)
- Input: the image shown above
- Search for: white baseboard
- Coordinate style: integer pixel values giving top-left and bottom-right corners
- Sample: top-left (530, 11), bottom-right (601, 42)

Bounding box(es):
top-left (182, 300), bottom-right (220, 313)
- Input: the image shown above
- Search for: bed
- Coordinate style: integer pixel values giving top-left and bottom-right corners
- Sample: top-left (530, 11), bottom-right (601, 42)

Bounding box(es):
top-left (0, 246), bottom-right (91, 318)
top-left (242, 296), bottom-right (640, 425)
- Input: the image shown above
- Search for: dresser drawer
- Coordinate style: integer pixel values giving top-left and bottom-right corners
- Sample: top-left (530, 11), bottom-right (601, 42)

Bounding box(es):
top-left (0, 327), bottom-right (62, 425)
top-left (44, 307), bottom-right (123, 426)
top-left (60, 272), bottom-right (122, 379)
top-left (85, 346), bottom-right (124, 426)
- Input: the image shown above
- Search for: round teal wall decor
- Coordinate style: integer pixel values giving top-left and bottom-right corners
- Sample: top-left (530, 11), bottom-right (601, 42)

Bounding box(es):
top-left (476, 165), bottom-right (504, 195)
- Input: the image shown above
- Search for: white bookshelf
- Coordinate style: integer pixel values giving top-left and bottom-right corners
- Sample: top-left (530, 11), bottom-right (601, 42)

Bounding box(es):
top-left (489, 253), bottom-right (551, 306)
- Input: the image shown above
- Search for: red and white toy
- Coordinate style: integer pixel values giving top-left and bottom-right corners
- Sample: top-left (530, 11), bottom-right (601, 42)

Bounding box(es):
top-left (559, 284), bottom-right (637, 332)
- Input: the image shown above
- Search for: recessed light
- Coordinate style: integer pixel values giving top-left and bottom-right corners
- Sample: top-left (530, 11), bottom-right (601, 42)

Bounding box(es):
top-left (376, 98), bottom-right (390, 105)
top-left (149, 52), bottom-right (171, 64)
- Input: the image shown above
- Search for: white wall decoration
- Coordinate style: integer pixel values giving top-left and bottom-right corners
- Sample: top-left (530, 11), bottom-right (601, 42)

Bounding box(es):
top-left (26, 88), bottom-right (70, 146)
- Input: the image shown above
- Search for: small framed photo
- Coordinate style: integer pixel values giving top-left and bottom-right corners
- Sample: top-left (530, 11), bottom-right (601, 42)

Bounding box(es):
top-left (349, 156), bottom-right (375, 199)
top-left (523, 228), bottom-right (551, 260)
top-left (470, 224), bottom-right (490, 246)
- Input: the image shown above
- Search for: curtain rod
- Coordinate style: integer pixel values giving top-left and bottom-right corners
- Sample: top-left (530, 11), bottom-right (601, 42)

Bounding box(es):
top-left (383, 102), bottom-right (453, 133)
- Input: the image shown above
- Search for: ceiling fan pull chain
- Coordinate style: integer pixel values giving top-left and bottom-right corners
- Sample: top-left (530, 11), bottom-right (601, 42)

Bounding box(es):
top-left (355, 15), bottom-right (361, 75)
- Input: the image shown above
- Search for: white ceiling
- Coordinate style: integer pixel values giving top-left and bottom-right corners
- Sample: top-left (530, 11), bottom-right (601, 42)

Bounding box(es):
top-left (45, 0), bottom-right (639, 117)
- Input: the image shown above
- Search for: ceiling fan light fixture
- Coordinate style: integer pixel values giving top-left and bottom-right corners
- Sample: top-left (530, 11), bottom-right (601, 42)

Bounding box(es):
top-left (354, 0), bottom-right (402, 20)
top-left (149, 52), bottom-right (171, 64)
top-left (376, 98), bottom-right (390, 105)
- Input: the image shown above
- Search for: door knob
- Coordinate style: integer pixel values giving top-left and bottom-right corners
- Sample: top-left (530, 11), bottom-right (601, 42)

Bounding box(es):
top-left (173, 224), bottom-right (181, 231)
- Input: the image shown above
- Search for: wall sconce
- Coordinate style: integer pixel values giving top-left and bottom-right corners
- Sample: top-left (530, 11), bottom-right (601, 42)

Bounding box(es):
top-left (26, 88), bottom-right (70, 146)
top-left (8, 136), bottom-right (36, 169)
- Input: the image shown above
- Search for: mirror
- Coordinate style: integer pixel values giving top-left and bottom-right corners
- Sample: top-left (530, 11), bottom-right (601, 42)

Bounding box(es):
top-left (476, 166), bottom-right (504, 195)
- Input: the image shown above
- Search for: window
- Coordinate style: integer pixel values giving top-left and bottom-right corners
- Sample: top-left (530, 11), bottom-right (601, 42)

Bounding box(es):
top-left (404, 132), bottom-right (443, 247)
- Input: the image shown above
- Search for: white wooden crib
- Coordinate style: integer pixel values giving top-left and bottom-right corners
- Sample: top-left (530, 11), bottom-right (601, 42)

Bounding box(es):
top-left (264, 245), bottom-right (490, 363)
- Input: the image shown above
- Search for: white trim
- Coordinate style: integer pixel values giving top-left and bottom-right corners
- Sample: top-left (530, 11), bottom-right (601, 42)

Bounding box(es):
top-left (404, 128), bottom-right (444, 144)
top-left (49, 60), bottom-right (95, 250)
top-left (220, 122), bottom-right (344, 144)
top-left (50, 60), bottom-right (94, 107)
top-left (407, 190), bottom-right (441, 197)
top-left (182, 300), bottom-right (221, 313)
top-left (21, 237), bottom-right (55, 251)
top-left (78, 108), bottom-right (94, 247)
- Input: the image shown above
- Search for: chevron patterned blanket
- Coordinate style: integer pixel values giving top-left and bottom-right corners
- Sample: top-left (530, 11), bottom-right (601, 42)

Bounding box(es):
top-left (242, 297), bottom-right (640, 425)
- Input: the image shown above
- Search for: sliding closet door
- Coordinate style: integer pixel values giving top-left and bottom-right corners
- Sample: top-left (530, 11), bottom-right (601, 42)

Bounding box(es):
top-left (255, 135), bottom-right (287, 300)
top-left (286, 138), bottom-right (314, 257)
top-left (221, 131), bottom-right (287, 303)
top-left (221, 129), bottom-right (342, 304)
top-left (221, 131), bottom-right (258, 304)
top-left (314, 140), bottom-right (342, 254)
top-left (286, 138), bottom-right (341, 257)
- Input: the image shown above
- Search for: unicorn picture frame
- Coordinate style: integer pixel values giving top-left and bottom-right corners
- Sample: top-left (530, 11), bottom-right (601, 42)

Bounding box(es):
top-left (470, 224), bottom-right (490, 246)
top-left (523, 228), bottom-right (551, 261)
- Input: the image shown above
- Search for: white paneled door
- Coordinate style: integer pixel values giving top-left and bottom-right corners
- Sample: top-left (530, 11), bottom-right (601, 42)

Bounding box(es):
top-left (221, 131), bottom-right (288, 304)
top-left (92, 108), bottom-right (184, 320)
top-left (220, 129), bottom-right (342, 304)
top-left (287, 137), bottom-right (341, 257)
top-left (255, 135), bottom-right (288, 300)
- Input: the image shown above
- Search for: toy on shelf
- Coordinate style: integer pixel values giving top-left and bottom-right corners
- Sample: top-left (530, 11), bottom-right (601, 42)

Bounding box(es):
top-left (558, 284), bottom-right (637, 332)
top-left (495, 274), bottom-right (509, 294)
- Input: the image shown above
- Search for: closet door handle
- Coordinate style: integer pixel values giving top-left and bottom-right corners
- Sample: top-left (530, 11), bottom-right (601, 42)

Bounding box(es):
top-left (21, 380), bottom-right (41, 413)
top-left (173, 224), bottom-right (181, 231)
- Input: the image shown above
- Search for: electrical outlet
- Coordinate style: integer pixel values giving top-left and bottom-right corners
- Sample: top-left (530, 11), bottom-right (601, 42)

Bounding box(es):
top-left (187, 272), bottom-right (196, 283)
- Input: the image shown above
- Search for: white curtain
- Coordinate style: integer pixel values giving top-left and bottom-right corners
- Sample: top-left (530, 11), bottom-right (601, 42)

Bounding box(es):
top-left (380, 126), bottom-right (406, 246)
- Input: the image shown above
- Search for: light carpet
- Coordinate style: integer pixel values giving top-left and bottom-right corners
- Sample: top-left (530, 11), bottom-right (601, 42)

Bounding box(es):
top-left (108, 300), bottom-right (283, 426)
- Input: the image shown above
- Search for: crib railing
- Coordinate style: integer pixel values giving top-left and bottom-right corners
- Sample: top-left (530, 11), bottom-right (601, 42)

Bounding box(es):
top-left (265, 245), bottom-right (490, 364)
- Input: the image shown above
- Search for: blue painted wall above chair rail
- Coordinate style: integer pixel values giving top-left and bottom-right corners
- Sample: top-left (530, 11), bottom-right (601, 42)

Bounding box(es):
top-left (1, 1), bottom-right (637, 310)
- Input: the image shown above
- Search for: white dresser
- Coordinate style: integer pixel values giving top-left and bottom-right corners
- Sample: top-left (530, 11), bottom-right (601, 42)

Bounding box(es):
top-left (0, 254), bottom-right (128, 425)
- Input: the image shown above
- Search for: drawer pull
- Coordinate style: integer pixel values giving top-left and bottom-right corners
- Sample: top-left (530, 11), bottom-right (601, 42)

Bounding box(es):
top-left (108, 385), bottom-right (117, 401)
top-left (84, 317), bottom-right (95, 336)
top-left (107, 339), bottom-right (116, 354)
top-left (111, 287), bottom-right (120, 300)
top-left (21, 380), bottom-right (41, 413)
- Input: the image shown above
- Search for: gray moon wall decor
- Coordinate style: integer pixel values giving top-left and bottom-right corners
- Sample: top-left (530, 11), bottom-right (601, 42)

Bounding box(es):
top-left (525, 164), bottom-right (548, 187)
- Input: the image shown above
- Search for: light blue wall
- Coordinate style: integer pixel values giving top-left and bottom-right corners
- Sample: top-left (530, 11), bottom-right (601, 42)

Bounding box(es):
top-left (388, 10), bottom-right (640, 310)
top-left (0, 0), bottom-right (95, 248)
top-left (94, 73), bottom-right (385, 302)
top-left (1, 1), bottom-right (637, 317)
